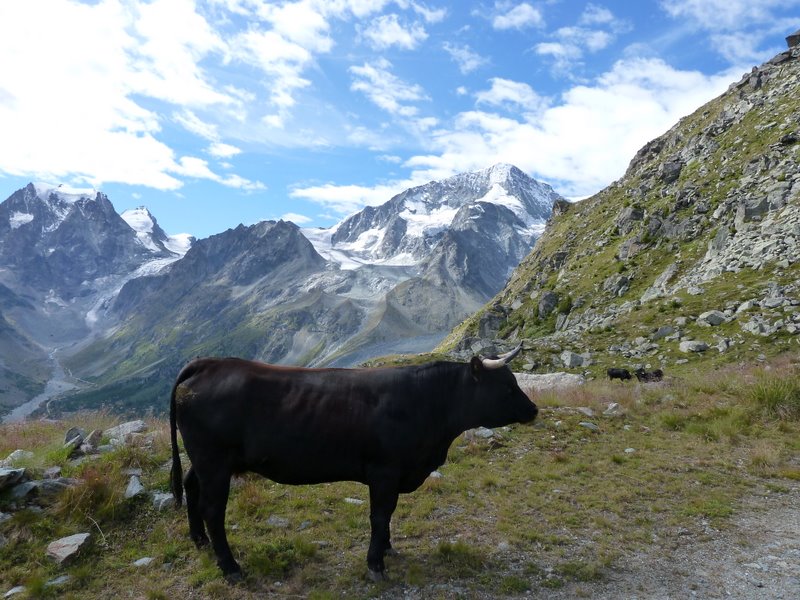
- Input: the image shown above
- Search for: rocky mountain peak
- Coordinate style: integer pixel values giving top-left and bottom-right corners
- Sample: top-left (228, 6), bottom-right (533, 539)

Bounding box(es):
top-left (325, 164), bottom-right (562, 265)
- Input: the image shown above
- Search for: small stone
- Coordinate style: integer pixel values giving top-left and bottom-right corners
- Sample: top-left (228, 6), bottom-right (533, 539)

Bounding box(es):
top-left (46, 533), bottom-right (90, 564)
top-left (680, 340), bottom-right (709, 353)
top-left (133, 557), bottom-right (155, 567)
top-left (429, 470), bottom-right (443, 479)
top-left (474, 427), bottom-right (494, 439)
top-left (344, 497), bottom-right (365, 505)
top-left (624, 448), bottom-right (636, 454)
top-left (125, 476), bottom-right (145, 499)
top-left (151, 492), bottom-right (175, 511)
top-left (576, 407), bottom-right (595, 417)
top-left (3, 586), bottom-right (26, 598)
top-left (0, 467), bottom-right (27, 491)
top-left (43, 466), bottom-right (61, 479)
top-left (266, 515), bottom-right (290, 528)
top-left (104, 420), bottom-right (147, 443)
top-left (0, 450), bottom-right (34, 467)
top-left (697, 310), bottom-right (726, 326)
top-left (603, 403), bottom-right (623, 417)
top-left (578, 422), bottom-right (600, 432)
top-left (45, 575), bottom-right (71, 587)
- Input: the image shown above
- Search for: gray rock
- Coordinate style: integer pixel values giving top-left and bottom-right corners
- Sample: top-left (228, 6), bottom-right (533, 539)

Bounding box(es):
top-left (576, 407), bottom-right (595, 418)
top-left (43, 466), bottom-right (61, 479)
top-left (514, 372), bottom-right (584, 391)
top-left (104, 420), bottom-right (147, 442)
top-left (151, 492), bottom-right (175, 511)
top-left (64, 427), bottom-right (85, 445)
top-left (3, 586), bottom-right (26, 598)
top-left (0, 468), bottom-right (27, 491)
top-left (560, 350), bottom-right (584, 368)
top-left (0, 450), bottom-right (34, 467)
top-left (45, 575), bottom-right (70, 588)
top-left (83, 430), bottom-right (102, 449)
top-left (604, 403), bottom-right (623, 417)
top-left (474, 426), bottom-right (495, 439)
top-left (680, 340), bottom-right (709, 353)
top-left (651, 325), bottom-right (675, 341)
top-left (125, 476), bottom-right (145, 499)
top-left (46, 533), bottom-right (90, 564)
top-left (538, 291), bottom-right (559, 319)
top-left (267, 515), bottom-right (290, 528)
top-left (697, 310), bottom-right (727, 326)
top-left (763, 296), bottom-right (785, 309)
top-left (578, 422), bottom-right (600, 432)
top-left (736, 300), bottom-right (758, 313)
top-left (10, 481), bottom-right (38, 500)
top-left (133, 557), bottom-right (155, 567)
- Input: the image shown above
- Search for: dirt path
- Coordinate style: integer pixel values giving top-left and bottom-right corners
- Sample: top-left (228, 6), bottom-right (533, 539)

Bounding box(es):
top-left (546, 483), bottom-right (800, 600)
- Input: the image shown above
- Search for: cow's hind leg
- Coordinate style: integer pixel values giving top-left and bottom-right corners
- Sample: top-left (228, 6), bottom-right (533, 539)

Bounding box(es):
top-left (183, 467), bottom-right (209, 548)
top-left (197, 468), bottom-right (241, 582)
top-left (366, 483), bottom-right (399, 581)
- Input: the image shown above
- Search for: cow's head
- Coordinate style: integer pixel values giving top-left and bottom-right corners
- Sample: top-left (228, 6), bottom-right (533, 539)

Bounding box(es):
top-left (468, 345), bottom-right (538, 427)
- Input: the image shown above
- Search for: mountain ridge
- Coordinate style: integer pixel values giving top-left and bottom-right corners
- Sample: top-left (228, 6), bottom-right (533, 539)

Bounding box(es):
top-left (438, 45), bottom-right (800, 375)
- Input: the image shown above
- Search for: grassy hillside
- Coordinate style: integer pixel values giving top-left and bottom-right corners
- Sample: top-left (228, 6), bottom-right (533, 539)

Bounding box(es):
top-left (438, 49), bottom-right (800, 376)
top-left (2, 354), bottom-right (799, 598)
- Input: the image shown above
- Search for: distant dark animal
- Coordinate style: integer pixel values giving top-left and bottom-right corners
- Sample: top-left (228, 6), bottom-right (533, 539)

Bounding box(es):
top-left (170, 347), bottom-right (537, 582)
top-left (607, 367), bottom-right (632, 382)
top-left (635, 368), bottom-right (664, 383)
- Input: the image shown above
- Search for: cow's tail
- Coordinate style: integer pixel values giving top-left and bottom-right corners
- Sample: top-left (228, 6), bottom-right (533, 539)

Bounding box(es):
top-left (170, 374), bottom-right (184, 508)
top-left (170, 362), bottom-right (201, 509)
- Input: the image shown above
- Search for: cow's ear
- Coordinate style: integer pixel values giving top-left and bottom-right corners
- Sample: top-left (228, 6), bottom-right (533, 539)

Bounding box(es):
top-left (470, 357), bottom-right (483, 381)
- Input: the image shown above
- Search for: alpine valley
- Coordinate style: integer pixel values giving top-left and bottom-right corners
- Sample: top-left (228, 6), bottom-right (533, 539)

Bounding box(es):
top-left (0, 165), bottom-right (560, 418)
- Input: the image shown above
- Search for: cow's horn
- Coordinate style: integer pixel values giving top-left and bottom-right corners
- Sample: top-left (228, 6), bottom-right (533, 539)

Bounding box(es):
top-left (480, 345), bottom-right (522, 370)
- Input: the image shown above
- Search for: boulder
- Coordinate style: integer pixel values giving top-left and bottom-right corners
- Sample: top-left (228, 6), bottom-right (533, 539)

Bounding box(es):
top-left (152, 492), bottom-right (175, 511)
top-left (125, 476), bottom-right (145, 499)
top-left (679, 340), bottom-right (709, 353)
top-left (46, 533), bottom-right (90, 564)
top-left (514, 372), bottom-right (584, 391)
top-left (538, 291), bottom-right (559, 319)
top-left (104, 420), bottom-right (147, 442)
top-left (0, 468), bottom-right (27, 492)
top-left (0, 450), bottom-right (34, 467)
top-left (697, 310), bottom-right (727, 326)
top-left (560, 350), bottom-right (584, 368)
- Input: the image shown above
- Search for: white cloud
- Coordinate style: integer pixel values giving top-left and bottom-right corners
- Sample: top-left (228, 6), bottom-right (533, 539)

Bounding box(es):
top-left (660, 0), bottom-right (799, 30)
top-left (280, 212), bottom-right (313, 224)
top-left (290, 182), bottom-right (401, 214)
top-left (361, 13), bottom-right (428, 49)
top-left (174, 156), bottom-right (264, 190)
top-left (475, 78), bottom-right (545, 113)
top-left (208, 142), bottom-right (242, 158)
top-left (580, 3), bottom-right (615, 26)
top-left (492, 3), bottom-right (544, 31)
top-left (296, 57), bottom-right (744, 214)
top-left (174, 110), bottom-right (220, 141)
top-left (349, 58), bottom-right (427, 117)
top-left (443, 42), bottom-right (489, 74)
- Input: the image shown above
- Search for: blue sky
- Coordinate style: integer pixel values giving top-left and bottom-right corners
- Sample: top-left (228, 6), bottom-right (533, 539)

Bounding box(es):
top-left (1, 0), bottom-right (799, 239)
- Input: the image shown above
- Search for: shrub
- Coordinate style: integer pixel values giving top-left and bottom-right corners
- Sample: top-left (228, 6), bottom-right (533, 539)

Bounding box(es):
top-left (749, 373), bottom-right (800, 420)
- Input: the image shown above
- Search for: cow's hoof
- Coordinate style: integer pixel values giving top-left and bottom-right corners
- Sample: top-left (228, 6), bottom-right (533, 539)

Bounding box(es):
top-left (223, 570), bottom-right (244, 585)
top-left (191, 534), bottom-right (210, 549)
top-left (367, 568), bottom-right (388, 582)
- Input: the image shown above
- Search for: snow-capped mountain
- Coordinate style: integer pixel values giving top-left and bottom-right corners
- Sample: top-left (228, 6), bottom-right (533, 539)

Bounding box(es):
top-left (0, 183), bottom-right (192, 417)
top-left (1, 165), bottom-right (561, 418)
top-left (312, 164), bottom-right (559, 267)
top-left (121, 206), bottom-right (194, 256)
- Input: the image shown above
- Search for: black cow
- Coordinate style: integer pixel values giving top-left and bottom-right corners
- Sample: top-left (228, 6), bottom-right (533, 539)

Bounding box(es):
top-left (635, 368), bottom-right (664, 383)
top-left (607, 367), bottom-right (632, 382)
top-left (170, 347), bottom-right (537, 582)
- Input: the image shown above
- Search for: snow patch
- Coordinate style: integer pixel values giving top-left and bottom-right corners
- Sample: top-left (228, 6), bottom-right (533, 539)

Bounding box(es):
top-left (165, 233), bottom-right (193, 256)
top-left (33, 182), bottom-right (96, 203)
top-left (10, 211), bottom-right (34, 229)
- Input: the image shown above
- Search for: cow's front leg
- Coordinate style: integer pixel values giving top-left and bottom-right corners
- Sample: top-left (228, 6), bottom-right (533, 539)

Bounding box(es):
top-left (366, 483), bottom-right (399, 581)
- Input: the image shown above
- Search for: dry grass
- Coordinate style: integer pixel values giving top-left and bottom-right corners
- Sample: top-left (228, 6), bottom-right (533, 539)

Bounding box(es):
top-left (1, 352), bottom-right (799, 598)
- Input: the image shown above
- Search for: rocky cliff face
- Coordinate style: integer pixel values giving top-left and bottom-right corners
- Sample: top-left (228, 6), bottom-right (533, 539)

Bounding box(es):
top-left (441, 46), bottom-right (800, 374)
